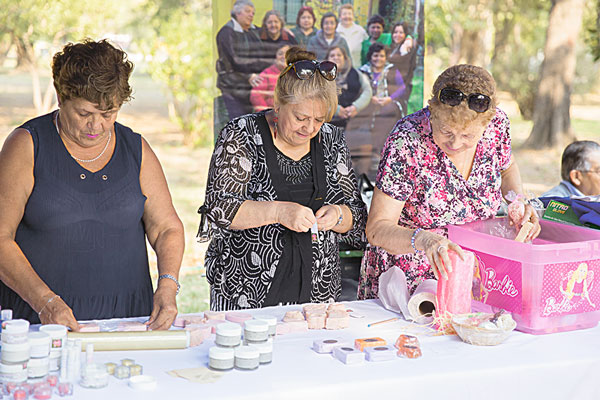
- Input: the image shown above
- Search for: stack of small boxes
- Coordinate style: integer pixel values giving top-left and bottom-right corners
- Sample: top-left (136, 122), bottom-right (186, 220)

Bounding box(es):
top-left (313, 334), bottom-right (422, 364)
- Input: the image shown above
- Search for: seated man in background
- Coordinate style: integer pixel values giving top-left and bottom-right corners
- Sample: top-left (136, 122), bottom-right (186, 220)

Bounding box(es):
top-left (542, 140), bottom-right (600, 197)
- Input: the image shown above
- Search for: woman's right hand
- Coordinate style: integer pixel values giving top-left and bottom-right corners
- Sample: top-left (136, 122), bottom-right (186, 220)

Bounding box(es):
top-left (414, 230), bottom-right (465, 280)
top-left (38, 294), bottom-right (80, 331)
top-left (276, 202), bottom-right (316, 232)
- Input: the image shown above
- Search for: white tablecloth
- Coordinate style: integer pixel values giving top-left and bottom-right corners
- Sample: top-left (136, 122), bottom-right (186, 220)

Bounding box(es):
top-left (60, 300), bottom-right (600, 400)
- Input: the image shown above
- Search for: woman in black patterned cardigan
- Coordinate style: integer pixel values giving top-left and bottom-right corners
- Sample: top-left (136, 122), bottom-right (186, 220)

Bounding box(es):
top-left (201, 47), bottom-right (367, 310)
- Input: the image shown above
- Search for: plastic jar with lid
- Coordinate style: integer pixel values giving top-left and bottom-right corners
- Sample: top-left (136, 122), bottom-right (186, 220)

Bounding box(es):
top-left (1, 320), bottom-right (29, 344)
top-left (248, 340), bottom-right (273, 364)
top-left (0, 361), bottom-right (28, 384)
top-left (28, 332), bottom-right (51, 359)
top-left (1, 341), bottom-right (30, 364)
top-left (38, 325), bottom-right (67, 353)
top-left (80, 363), bottom-right (109, 389)
top-left (234, 346), bottom-right (260, 371)
top-left (208, 346), bottom-right (235, 371)
top-left (215, 323), bottom-right (242, 348)
top-left (27, 357), bottom-right (49, 380)
top-left (253, 315), bottom-right (277, 337)
top-left (243, 319), bottom-right (269, 344)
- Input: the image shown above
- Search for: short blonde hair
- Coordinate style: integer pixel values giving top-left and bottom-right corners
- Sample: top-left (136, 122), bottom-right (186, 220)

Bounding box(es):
top-left (339, 4), bottom-right (354, 15)
top-left (274, 46), bottom-right (338, 121)
top-left (428, 64), bottom-right (497, 130)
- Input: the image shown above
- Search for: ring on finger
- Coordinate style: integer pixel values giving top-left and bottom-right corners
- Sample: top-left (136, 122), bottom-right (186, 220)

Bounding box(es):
top-left (437, 245), bottom-right (447, 253)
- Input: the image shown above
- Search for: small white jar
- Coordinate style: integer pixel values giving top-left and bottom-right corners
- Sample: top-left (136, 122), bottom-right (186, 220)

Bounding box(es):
top-left (243, 319), bottom-right (269, 343)
top-left (0, 361), bottom-right (28, 383)
top-left (39, 324), bottom-right (67, 353)
top-left (253, 315), bottom-right (277, 337)
top-left (28, 331), bottom-right (51, 358)
top-left (80, 363), bottom-right (109, 388)
top-left (1, 319), bottom-right (29, 344)
top-left (1, 341), bottom-right (30, 364)
top-left (248, 340), bottom-right (273, 364)
top-left (27, 356), bottom-right (49, 379)
top-left (0, 309), bottom-right (13, 321)
top-left (234, 346), bottom-right (260, 370)
top-left (208, 346), bottom-right (235, 371)
top-left (215, 323), bottom-right (242, 348)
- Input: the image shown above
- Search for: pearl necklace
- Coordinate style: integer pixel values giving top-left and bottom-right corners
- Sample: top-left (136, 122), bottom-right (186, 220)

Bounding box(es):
top-left (54, 111), bottom-right (112, 163)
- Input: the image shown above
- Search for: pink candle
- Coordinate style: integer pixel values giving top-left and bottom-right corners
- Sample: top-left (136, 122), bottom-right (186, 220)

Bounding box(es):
top-left (436, 250), bottom-right (475, 316)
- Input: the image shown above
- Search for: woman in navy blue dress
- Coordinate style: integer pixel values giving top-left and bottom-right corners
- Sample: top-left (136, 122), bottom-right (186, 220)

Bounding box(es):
top-left (0, 39), bottom-right (184, 331)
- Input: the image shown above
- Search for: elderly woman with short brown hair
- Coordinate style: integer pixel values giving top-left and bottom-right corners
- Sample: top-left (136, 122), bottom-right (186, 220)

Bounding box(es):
top-left (202, 46), bottom-right (367, 310)
top-left (358, 64), bottom-right (541, 299)
top-left (0, 39), bottom-right (184, 330)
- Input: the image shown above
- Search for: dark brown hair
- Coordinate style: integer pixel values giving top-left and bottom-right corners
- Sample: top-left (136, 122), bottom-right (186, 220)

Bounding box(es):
top-left (52, 39), bottom-right (133, 110)
top-left (295, 6), bottom-right (315, 28)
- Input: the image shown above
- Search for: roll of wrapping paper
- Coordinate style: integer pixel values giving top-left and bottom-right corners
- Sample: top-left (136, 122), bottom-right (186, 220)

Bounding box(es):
top-left (67, 330), bottom-right (190, 351)
top-left (407, 279), bottom-right (438, 323)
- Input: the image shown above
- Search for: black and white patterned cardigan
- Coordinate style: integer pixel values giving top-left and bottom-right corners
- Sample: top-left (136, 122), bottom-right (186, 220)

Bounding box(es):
top-left (203, 112), bottom-right (367, 310)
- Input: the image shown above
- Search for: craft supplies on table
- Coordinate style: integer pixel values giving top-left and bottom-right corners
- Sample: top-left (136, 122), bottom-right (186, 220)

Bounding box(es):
top-left (208, 346), bottom-right (235, 371)
top-left (312, 338), bottom-right (350, 354)
top-left (215, 323), bottom-right (242, 348)
top-left (128, 375), bottom-right (157, 391)
top-left (243, 320), bottom-right (269, 344)
top-left (448, 218), bottom-right (600, 334)
top-left (354, 337), bottom-right (386, 352)
top-left (67, 330), bottom-right (190, 351)
top-left (332, 346), bottom-right (365, 365)
top-left (378, 268), bottom-right (438, 323)
top-left (364, 345), bottom-right (396, 362)
top-left (234, 346), bottom-right (260, 370)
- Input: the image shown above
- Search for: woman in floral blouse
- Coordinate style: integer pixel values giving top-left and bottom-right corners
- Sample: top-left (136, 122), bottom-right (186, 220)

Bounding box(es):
top-left (202, 47), bottom-right (367, 310)
top-left (359, 64), bottom-right (541, 299)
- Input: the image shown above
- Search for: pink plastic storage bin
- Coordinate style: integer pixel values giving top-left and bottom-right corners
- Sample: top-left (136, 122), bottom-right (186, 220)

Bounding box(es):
top-left (448, 217), bottom-right (600, 334)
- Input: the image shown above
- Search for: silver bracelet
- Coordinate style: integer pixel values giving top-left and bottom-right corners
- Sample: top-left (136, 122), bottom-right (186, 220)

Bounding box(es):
top-left (38, 294), bottom-right (60, 317)
top-left (334, 204), bottom-right (343, 226)
top-left (158, 274), bottom-right (180, 295)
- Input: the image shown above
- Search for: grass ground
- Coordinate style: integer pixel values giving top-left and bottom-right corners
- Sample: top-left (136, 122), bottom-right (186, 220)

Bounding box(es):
top-left (1, 70), bottom-right (599, 313)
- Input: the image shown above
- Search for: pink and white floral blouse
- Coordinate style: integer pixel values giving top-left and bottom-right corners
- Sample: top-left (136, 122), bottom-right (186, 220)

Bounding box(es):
top-left (358, 107), bottom-right (512, 299)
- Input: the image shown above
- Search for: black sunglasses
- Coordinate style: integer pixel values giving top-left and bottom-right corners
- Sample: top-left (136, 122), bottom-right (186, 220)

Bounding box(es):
top-left (282, 60), bottom-right (337, 81)
top-left (438, 87), bottom-right (491, 113)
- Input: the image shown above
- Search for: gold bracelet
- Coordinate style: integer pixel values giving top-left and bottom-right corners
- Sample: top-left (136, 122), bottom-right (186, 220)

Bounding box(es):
top-left (38, 294), bottom-right (60, 317)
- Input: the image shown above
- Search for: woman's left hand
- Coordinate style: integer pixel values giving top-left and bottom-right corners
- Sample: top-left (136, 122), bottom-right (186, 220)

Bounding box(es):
top-left (315, 205), bottom-right (341, 231)
top-left (509, 203), bottom-right (541, 242)
top-left (146, 284), bottom-right (178, 330)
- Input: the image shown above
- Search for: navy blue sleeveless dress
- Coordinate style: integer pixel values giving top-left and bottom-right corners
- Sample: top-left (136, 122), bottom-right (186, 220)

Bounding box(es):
top-left (0, 111), bottom-right (153, 323)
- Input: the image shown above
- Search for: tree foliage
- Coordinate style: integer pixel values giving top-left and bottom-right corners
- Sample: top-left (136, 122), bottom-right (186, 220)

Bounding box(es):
top-left (0, 0), bottom-right (123, 113)
top-left (427, 0), bottom-right (598, 124)
top-left (133, 0), bottom-right (215, 146)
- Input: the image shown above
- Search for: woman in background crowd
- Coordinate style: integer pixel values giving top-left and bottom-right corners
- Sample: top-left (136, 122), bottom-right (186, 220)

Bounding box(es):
top-left (327, 46), bottom-right (371, 130)
top-left (258, 10), bottom-right (297, 61)
top-left (250, 44), bottom-right (291, 111)
top-left (346, 43), bottom-right (405, 180)
top-left (388, 21), bottom-right (417, 115)
top-left (290, 6), bottom-right (317, 47)
top-left (336, 4), bottom-right (368, 68)
top-left (307, 12), bottom-right (350, 61)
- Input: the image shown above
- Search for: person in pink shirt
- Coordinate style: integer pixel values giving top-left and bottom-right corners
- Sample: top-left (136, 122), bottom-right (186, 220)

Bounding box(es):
top-left (250, 44), bottom-right (291, 111)
top-left (359, 65), bottom-right (541, 299)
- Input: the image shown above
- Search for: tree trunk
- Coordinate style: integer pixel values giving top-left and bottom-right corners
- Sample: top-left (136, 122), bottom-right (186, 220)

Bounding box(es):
top-left (524, 0), bottom-right (584, 149)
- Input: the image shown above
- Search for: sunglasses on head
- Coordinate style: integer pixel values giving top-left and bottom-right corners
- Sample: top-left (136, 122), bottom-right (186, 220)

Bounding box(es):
top-left (282, 60), bottom-right (337, 81)
top-left (438, 87), bottom-right (491, 113)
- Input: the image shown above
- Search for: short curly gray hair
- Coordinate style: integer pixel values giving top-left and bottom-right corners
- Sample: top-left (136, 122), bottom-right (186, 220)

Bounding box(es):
top-left (231, 0), bottom-right (254, 19)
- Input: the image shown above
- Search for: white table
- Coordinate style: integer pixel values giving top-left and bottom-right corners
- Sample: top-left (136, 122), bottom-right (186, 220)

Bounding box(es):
top-left (57, 300), bottom-right (600, 400)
